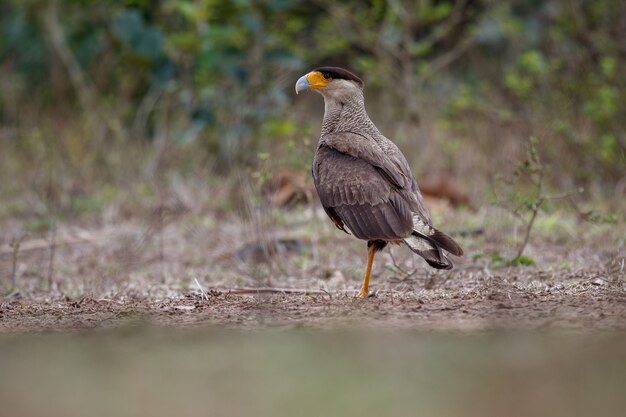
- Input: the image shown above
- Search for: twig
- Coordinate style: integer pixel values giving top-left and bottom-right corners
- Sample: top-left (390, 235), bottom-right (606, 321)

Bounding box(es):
top-left (158, 204), bottom-right (165, 263)
top-left (514, 198), bottom-right (542, 261)
top-left (9, 234), bottom-right (25, 288)
top-left (493, 136), bottom-right (553, 264)
top-left (47, 224), bottom-right (58, 291)
top-left (44, 0), bottom-right (98, 128)
top-left (388, 248), bottom-right (418, 278)
top-left (44, 0), bottom-right (126, 144)
top-left (449, 228), bottom-right (484, 237)
top-left (416, 37), bottom-right (476, 85)
top-left (194, 278), bottom-right (209, 301)
top-left (0, 229), bottom-right (103, 254)
top-left (513, 144), bottom-right (545, 262)
top-left (132, 87), bottom-right (163, 138)
top-left (320, 288), bottom-right (333, 299)
top-left (223, 287), bottom-right (329, 295)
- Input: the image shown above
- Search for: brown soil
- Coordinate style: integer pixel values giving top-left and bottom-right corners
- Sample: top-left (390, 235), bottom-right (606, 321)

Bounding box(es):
top-left (0, 279), bottom-right (624, 333)
top-left (1, 206), bottom-right (624, 333)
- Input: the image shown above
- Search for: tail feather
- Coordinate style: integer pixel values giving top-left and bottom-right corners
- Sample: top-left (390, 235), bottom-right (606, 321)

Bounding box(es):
top-left (411, 216), bottom-right (463, 256)
top-left (403, 234), bottom-right (455, 270)
top-left (413, 229), bottom-right (463, 256)
top-left (420, 248), bottom-right (453, 270)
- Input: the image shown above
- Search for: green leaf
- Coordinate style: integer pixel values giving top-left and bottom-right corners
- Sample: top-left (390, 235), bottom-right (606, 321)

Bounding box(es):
top-left (112, 9), bottom-right (163, 61)
top-left (491, 253), bottom-right (508, 269)
top-left (112, 9), bottom-right (144, 45)
top-left (510, 255), bottom-right (535, 266)
top-left (134, 27), bottom-right (163, 60)
top-left (470, 251), bottom-right (483, 261)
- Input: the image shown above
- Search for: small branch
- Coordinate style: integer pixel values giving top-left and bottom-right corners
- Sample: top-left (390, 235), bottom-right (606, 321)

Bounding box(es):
top-left (449, 228), bottom-right (484, 237)
top-left (388, 248), bottom-right (418, 278)
top-left (194, 278), bottom-right (209, 301)
top-left (47, 224), bottom-right (58, 291)
top-left (132, 87), bottom-right (163, 139)
top-left (44, 0), bottom-right (126, 143)
top-left (416, 37), bottom-right (475, 85)
top-left (222, 287), bottom-right (329, 295)
top-left (158, 204), bottom-right (165, 263)
top-left (513, 199), bottom-right (542, 260)
top-left (9, 234), bottom-right (25, 288)
top-left (320, 288), bottom-right (333, 300)
top-left (44, 1), bottom-right (98, 125)
top-left (0, 232), bottom-right (94, 254)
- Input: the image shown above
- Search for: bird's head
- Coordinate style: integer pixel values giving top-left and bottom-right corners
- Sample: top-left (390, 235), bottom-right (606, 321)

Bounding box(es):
top-left (295, 67), bottom-right (364, 101)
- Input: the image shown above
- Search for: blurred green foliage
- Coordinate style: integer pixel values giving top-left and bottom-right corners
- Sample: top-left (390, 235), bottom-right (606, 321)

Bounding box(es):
top-left (0, 0), bottom-right (624, 210)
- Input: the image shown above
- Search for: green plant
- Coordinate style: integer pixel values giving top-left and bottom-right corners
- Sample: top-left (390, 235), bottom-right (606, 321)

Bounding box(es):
top-left (492, 136), bottom-right (549, 266)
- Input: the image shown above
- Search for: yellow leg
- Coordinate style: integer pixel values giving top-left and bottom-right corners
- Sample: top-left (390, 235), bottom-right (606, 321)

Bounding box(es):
top-left (357, 244), bottom-right (377, 298)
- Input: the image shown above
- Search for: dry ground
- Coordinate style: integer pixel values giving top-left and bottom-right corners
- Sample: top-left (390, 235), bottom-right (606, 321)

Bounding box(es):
top-left (1, 201), bottom-right (625, 417)
top-left (1, 202), bottom-right (624, 333)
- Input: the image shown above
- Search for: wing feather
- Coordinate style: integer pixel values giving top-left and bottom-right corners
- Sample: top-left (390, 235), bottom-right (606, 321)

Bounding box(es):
top-left (313, 145), bottom-right (412, 240)
top-left (322, 132), bottom-right (433, 225)
top-left (322, 132), bottom-right (411, 190)
top-left (313, 132), bottom-right (463, 262)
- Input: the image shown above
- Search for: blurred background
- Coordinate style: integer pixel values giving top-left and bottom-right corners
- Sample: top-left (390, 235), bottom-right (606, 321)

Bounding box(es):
top-left (1, 0), bottom-right (624, 220)
top-left (0, 0), bottom-right (624, 317)
top-left (1, 2), bottom-right (625, 416)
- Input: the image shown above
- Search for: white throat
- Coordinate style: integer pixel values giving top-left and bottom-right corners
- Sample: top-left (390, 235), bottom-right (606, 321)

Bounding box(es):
top-left (318, 79), bottom-right (364, 105)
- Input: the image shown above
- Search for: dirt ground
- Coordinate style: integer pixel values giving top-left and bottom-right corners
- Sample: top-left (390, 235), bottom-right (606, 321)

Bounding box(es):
top-left (1, 204), bottom-right (624, 333)
top-left (1, 281), bottom-right (624, 332)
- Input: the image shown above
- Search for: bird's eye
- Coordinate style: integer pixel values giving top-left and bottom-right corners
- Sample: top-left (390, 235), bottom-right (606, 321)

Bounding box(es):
top-left (323, 72), bottom-right (331, 79)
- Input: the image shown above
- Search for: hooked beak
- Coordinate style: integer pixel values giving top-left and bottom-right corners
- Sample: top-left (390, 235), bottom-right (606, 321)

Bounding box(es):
top-left (295, 75), bottom-right (310, 94)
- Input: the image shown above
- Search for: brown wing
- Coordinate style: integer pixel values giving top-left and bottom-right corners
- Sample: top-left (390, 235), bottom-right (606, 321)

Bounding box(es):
top-left (322, 132), bottom-right (411, 189)
top-left (321, 131), bottom-right (433, 226)
top-left (312, 145), bottom-right (413, 240)
top-left (314, 131), bottom-right (463, 257)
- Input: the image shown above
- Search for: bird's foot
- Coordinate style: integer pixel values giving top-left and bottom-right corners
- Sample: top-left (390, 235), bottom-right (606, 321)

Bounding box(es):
top-left (356, 289), bottom-right (369, 298)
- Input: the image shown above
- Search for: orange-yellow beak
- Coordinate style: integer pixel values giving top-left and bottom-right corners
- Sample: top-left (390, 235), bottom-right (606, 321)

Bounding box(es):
top-left (295, 71), bottom-right (330, 94)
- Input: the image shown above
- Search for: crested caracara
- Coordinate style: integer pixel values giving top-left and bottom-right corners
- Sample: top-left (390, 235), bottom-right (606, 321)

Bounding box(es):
top-left (295, 67), bottom-right (463, 298)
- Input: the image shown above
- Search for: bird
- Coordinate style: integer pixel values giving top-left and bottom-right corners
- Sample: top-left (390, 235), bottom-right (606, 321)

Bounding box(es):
top-left (295, 67), bottom-right (463, 298)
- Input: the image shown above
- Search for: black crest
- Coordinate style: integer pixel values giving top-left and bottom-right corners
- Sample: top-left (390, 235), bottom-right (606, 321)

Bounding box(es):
top-left (313, 67), bottom-right (364, 88)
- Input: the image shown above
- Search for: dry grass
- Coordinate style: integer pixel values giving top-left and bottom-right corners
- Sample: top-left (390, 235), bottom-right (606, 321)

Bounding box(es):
top-left (1, 182), bottom-right (624, 332)
top-left (0, 166), bottom-right (624, 417)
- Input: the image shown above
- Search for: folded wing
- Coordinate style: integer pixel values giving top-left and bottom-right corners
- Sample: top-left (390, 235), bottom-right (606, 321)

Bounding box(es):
top-left (313, 131), bottom-right (463, 267)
